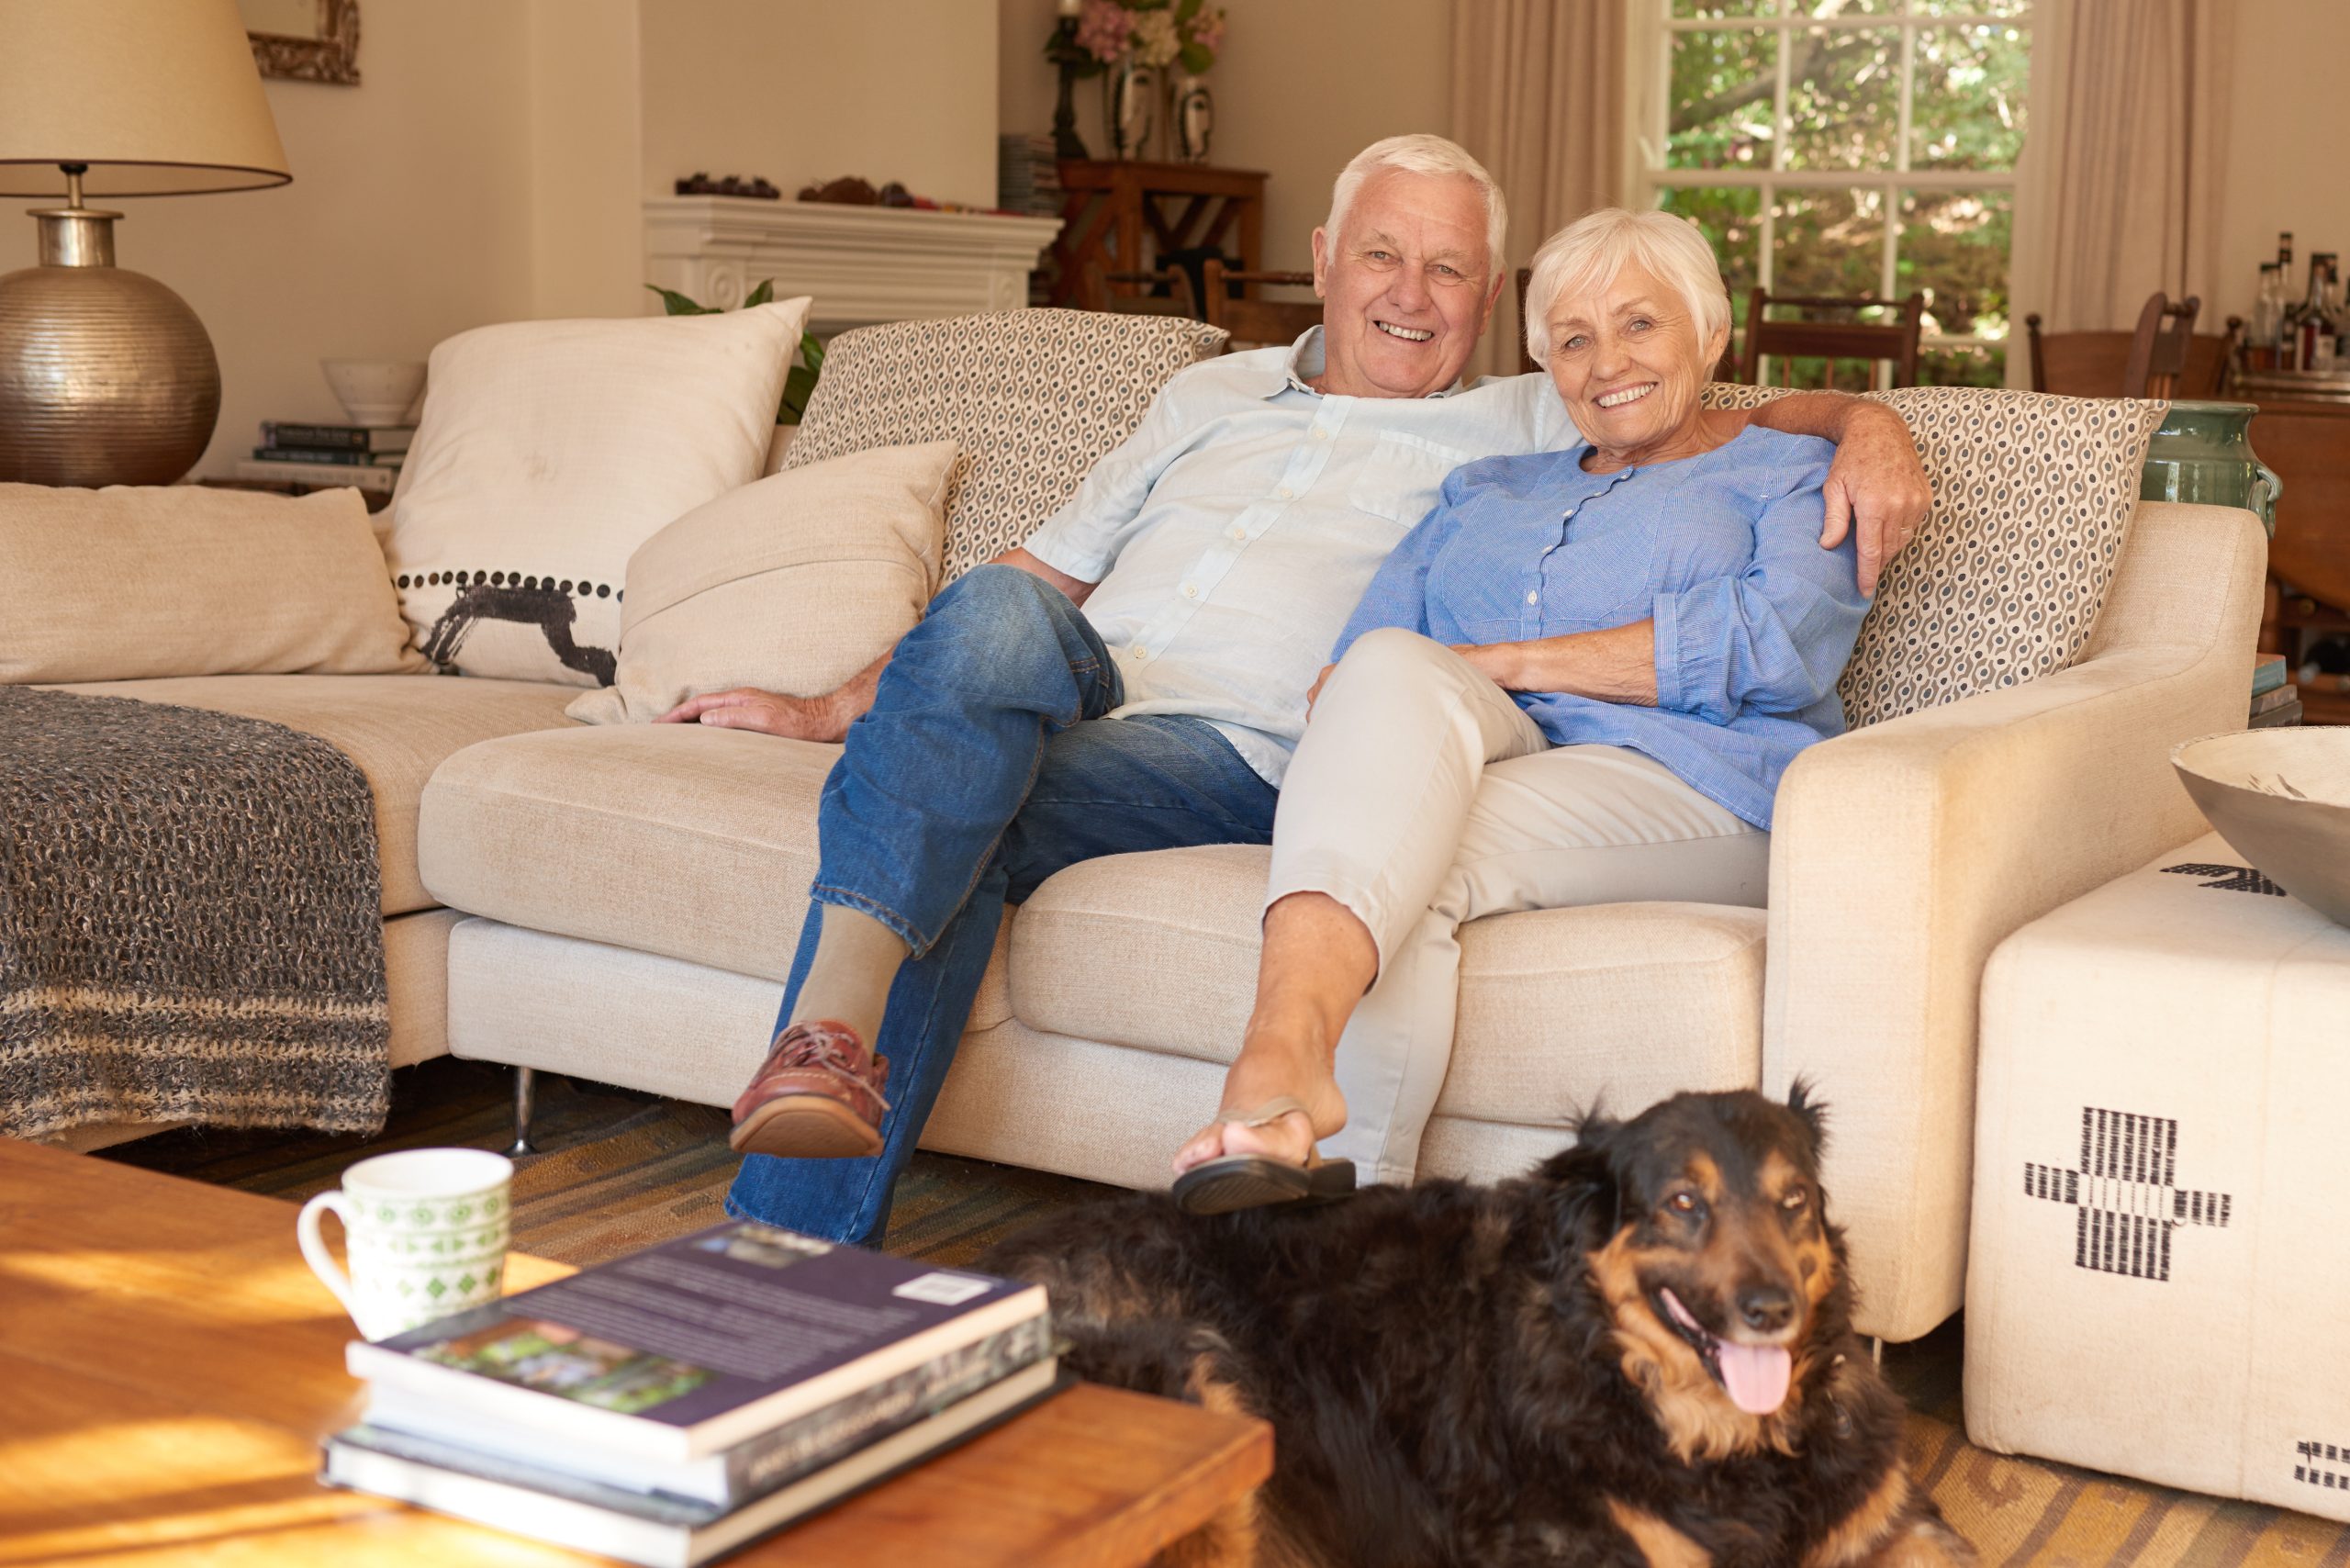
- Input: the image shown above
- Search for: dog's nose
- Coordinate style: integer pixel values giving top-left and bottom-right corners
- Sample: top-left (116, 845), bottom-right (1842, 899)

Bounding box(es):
top-left (1737, 1283), bottom-right (1795, 1333)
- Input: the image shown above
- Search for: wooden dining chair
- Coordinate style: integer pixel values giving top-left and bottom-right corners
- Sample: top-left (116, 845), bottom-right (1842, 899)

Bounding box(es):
top-left (1735, 288), bottom-right (1927, 389)
top-left (1203, 260), bottom-right (1322, 349)
top-left (2024, 293), bottom-right (2203, 398)
top-left (1081, 263), bottom-right (1200, 321)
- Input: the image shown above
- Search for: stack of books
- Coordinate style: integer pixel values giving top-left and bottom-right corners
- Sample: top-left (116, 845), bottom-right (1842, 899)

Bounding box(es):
top-left (2250, 653), bottom-right (2301, 729)
top-left (323, 1220), bottom-right (1058, 1567)
top-left (996, 133), bottom-right (1063, 219)
top-left (235, 420), bottom-right (412, 496)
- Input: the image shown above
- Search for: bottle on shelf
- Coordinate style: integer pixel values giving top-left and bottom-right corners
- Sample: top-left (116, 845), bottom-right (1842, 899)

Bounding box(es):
top-left (2294, 253), bottom-right (2333, 373)
top-left (2278, 230), bottom-right (2295, 274)
top-left (2248, 262), bottom-right (2284, 371)
top-left (2323, 256), bottom-right (2346, 372)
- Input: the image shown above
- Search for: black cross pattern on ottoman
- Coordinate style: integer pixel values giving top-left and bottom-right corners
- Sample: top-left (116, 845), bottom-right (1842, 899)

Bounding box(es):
top-left (2024, 1107), bottom-right (2233, 1282)
top-left (2161, 861), bottom-right (2288, 896)
top-left (2297, 1439), bottom-right (2350, 1492)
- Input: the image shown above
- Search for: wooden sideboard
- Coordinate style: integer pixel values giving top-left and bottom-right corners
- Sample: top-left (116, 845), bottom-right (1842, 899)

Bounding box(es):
top-left (1046, 160), bottom-right (1267, 309)
top-left (2250, 395), bottom-right (2350, 724)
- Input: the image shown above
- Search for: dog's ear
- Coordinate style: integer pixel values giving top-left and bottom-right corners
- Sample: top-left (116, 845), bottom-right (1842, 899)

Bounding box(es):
top-left (1785, 1078), bottom-right (1830, 1159)
top-left (1539, 1101), bottom-right (1623, 1231)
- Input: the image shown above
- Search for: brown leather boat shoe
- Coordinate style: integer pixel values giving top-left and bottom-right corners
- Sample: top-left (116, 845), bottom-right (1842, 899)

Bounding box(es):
top-left (729, 1019), bottom-right (890, 1159)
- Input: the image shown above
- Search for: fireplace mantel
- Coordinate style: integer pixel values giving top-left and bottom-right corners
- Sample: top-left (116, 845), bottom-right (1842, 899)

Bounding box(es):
top-left (643, 197), bottom-right (1064, 336)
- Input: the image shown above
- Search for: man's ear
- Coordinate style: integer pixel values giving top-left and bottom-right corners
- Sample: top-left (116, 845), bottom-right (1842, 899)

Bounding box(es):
top-left (1477, 268), bottom-right (1505, 334)
top-left (1310, 226), bottom-right (1330, 297)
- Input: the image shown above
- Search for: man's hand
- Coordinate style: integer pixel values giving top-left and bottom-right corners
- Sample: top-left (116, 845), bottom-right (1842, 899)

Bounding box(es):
top-left (656, 687), bottom-right (848, 742)
top-left (1820, 405), bottom-right (1931, 595)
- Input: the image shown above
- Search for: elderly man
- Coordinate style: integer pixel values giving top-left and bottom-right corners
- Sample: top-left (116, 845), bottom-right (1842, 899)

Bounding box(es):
top-left (664, 134), bottom-right (1930, 1247)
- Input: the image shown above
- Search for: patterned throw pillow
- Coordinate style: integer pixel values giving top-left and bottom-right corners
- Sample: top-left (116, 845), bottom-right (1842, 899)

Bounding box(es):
top-left (1699, 384), bottom-right (2168, 728)
top-left (784, 309), bottom-right (1228, 584)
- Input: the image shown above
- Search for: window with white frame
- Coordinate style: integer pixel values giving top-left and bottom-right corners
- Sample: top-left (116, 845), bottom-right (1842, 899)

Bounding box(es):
top-left (1634, 0), bottom-right (2031, 387)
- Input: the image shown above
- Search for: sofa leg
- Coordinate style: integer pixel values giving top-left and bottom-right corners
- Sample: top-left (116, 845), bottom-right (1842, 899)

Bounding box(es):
top-left (505, 1067), bottom-right (540, 1159)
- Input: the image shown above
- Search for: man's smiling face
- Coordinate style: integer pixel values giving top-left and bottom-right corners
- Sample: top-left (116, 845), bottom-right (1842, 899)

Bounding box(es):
top-left (1311, 168), bottom-right (1500, 400)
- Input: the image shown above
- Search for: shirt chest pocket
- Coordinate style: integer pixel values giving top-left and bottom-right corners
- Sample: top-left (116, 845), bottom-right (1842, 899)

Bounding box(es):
top-left (1346, 431), bottom-right (1473, 527)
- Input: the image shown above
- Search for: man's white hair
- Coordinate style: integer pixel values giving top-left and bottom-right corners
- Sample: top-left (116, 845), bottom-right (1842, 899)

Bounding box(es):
top-left (1521, 207), bottom-right (1732, 367)
top-left (1323, 134), bottom-right (1507, 279)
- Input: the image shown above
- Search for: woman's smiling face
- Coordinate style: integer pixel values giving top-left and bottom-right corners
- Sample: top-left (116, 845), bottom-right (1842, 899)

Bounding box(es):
top-left (1543, 262), bottom-right (1729, 466)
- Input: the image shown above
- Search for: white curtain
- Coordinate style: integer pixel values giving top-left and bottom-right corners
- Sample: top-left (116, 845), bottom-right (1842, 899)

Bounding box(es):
top-left (1451, 0), bottom-right (1628, 380)
top-left (2011, 0), bottom-right (2233, 338)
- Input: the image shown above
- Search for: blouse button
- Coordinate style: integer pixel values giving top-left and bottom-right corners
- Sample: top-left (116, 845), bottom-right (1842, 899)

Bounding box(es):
top-left (1525, 590), bottom-right (1539, 605)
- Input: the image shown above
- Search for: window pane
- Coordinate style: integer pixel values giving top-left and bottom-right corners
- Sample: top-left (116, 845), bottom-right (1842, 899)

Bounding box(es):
top-left (1909, 0), bottom-right (2031, 17)
top-left (1919, 342), bottom-right (2008, 386)
top-left (1784, 28), bottom-right (1898, 169)
top-left (1898, 187), bottom-right (2012, 342)
top-left (1658, 186), bottom-right (1764, 321)
top-left (1795, 0), bottom-right (1898, 15)
top-left (1668, 28), bottom-right (1779, 170)
top-left (1911, 24), bottom-right (2030, 170)
top-left (1673, 0), bottom-right (1777, 16)
top-left (1773, 185), bottom-right (1888, 298)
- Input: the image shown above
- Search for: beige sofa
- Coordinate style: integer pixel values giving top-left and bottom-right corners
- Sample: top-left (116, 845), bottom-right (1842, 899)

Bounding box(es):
top-left (25, 318), bottom-right (2266, 1344)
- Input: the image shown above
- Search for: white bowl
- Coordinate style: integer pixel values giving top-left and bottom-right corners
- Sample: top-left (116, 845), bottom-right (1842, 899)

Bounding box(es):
top-left (321, 358), bottom-right (427, 428)
top-left (2171, 727), bottom-right (2350, 927)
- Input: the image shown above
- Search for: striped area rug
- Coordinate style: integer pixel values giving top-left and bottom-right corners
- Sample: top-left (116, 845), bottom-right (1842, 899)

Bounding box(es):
top-left (104, 1061), bottom-right (2350, 1567)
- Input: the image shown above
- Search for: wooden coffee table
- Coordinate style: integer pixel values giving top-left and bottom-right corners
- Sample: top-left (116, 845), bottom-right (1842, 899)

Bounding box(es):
top-left (0, 1139), bottom-right (1270, 1566)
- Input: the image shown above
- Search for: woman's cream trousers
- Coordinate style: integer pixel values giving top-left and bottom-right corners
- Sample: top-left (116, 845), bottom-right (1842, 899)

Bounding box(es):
top-left (1265, 628), bottom-right (1771, 1183)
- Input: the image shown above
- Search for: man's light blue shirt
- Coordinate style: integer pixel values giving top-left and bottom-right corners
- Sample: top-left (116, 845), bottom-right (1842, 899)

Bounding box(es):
top-left (1023, 328), bottom-right (1579, 785)
top-left (1333, 427), bottom-right (1868, 829)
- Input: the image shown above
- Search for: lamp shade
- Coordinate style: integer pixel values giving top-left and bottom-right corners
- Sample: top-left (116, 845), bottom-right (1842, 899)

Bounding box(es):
top-left (0, 0), bottom-right (291, 196)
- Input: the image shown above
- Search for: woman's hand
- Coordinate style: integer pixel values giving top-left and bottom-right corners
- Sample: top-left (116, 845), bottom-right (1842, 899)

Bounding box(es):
top-left (1304, 663), bottom-right (1337, 718)
top-left (656, 687), bottom-right (846, 742)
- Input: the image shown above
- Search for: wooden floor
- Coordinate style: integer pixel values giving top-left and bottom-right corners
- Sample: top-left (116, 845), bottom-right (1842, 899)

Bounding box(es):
top-left (90, 1058), bottom-right (2350, 1566)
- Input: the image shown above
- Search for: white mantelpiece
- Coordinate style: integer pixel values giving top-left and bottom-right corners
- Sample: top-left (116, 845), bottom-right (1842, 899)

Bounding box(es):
top-left (643, 197), bottom-right (1063, 336)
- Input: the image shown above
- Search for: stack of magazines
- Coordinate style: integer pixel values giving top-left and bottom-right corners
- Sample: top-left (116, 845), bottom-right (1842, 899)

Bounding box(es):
top-left (323, 1220), bottom-right (1058, 1567)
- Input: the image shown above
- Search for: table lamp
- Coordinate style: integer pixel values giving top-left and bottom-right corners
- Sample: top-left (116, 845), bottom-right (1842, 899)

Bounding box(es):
top-left (0, 0), bottom-right (292, 487)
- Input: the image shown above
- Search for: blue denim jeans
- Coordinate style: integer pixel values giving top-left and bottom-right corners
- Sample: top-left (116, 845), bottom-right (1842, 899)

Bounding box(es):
top-left (726, 565), bottom-right (1280, 1245)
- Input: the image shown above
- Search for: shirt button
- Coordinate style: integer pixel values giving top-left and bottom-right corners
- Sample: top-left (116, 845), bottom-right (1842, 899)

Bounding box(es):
top-left (1312, 428), bottom-right (1329, 442)
top-left (1228, 525), bottom-right (1246, 541)
top-left (1526, 590), bottom-right (1539, 605)
top-left (1182, 583), bottom-right (1199, 598)
top-left (1132, 647), bottom-right (1150, 661)
top-left (1276, 487), bottom-right (1293, 500)
top-left (1563, 508), bottom-right (1576, 519)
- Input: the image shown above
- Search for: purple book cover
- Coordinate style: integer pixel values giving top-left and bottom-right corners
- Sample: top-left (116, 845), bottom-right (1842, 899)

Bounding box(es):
top-left (373, 1221), bottom-right (1038, 1433)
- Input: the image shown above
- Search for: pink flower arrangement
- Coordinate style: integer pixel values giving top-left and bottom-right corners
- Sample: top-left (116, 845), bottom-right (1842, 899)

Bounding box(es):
top-left (1074, 0), bottom-right (1134, 66)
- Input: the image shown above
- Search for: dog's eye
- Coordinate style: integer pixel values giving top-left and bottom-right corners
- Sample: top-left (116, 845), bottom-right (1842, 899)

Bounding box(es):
top-left (1781, 1187), bottom-right (1809, 1212)
top-left (1667, 1191), bottom-right (1704, 1216)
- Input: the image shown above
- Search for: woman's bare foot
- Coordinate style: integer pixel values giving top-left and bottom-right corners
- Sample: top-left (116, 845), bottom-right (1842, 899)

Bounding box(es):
top-left (1173, 1035), bottom-right (1349, 1175)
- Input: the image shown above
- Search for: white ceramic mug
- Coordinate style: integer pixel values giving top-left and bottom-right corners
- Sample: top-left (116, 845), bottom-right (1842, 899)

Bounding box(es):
top-left (297, 1148), bottom-right (514, 1340)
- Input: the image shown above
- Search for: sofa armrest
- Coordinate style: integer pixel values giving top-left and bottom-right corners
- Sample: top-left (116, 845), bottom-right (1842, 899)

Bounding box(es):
top-left (1760, 502), bottom-right (2267, 1340)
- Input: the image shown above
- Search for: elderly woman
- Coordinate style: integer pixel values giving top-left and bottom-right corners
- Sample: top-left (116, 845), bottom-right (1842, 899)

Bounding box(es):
top-left (1171, 207), bottom-right (1874, 1213)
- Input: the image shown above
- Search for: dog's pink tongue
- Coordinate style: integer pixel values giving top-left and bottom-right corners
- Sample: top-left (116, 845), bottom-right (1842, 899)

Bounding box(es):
top-left (1716, 1340), bottom-right (1793, 1416)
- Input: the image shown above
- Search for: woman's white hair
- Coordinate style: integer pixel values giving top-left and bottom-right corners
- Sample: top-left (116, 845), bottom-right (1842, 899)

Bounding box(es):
top-left (1521, 207), bottom-right (1732, 367)
top-left (1323, 134), bottom-right (1507, 279)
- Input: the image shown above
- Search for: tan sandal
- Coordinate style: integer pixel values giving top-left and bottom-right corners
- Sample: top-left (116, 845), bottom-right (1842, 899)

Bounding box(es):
top-left (1171, 1096), bottom-right (1357, 1216)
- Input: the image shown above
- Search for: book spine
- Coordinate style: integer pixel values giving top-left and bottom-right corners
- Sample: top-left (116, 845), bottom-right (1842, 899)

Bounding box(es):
top-left (252, 446), bottom-right (374, 465)
top-left (263, 421), bottom-right (369, 450)
top-left (718, 1314), bottom-right (1052, 1506)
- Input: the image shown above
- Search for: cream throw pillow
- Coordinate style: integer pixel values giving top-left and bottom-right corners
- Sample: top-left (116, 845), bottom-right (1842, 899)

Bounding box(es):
top-left (385, 297), bottom-right (811, 688)
top-left (0, 483), bottom-right (424, 683)
top-left (566, 441), bottom-right (957, 725)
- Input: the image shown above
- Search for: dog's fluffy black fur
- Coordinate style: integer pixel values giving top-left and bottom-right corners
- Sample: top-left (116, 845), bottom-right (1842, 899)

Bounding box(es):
top-left (981, 1088), bottom-right (1975, 1568)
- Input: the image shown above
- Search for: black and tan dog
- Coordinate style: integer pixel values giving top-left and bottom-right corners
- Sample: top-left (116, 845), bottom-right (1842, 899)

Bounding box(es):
top-left (982, 1087), bottom-right (1974, 1567)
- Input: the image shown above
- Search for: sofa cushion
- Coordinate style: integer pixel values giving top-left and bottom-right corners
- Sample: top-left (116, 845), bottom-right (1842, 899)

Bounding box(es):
top-left (384, 297), bottom-right (811, 688)
top-left (567, 441), bottom-right (955, 725)
top-left (784, 308), bottom-right (1226, 584)
top-left (1008, 844), bottom-right (1765, 1122)
top-left (48, 674), bottom-right (577, 916)
top-left (419, 723), bottom-right (837, 980)
top-left (0, 483), bottom-right (425, 684)
top-left (1699, 384), bottom-right (2167, 728)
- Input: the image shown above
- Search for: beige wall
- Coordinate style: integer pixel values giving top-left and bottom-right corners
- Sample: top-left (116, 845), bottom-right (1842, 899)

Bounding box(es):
top-left (2212, 0), bottom-right (2350, 325)
top-left (528, 0), bottom-right (645, 321)
top-left (122, 0), bottom-right (541, 478)
top-left (642, 1), bottom-right (998, 209)
top-left (999, 0), bottom-right (1452, 273)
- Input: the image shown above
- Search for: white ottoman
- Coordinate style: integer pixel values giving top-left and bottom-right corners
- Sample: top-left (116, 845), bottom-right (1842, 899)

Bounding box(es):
top-left (1966, 831), bottom-right (2350, 1520)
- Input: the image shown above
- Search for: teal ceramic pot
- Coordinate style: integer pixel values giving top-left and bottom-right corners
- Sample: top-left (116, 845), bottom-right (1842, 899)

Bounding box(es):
top-left (2140, 400), bottom-right (2281, 537)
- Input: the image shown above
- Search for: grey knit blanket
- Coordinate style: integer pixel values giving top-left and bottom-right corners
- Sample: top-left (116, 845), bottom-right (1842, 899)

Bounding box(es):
top-left (0, 687), bottom-right (390, 1140)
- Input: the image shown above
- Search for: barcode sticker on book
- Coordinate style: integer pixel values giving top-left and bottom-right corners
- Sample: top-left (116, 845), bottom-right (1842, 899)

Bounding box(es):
top-left (891, 1272), bottom-right (993, 1306)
